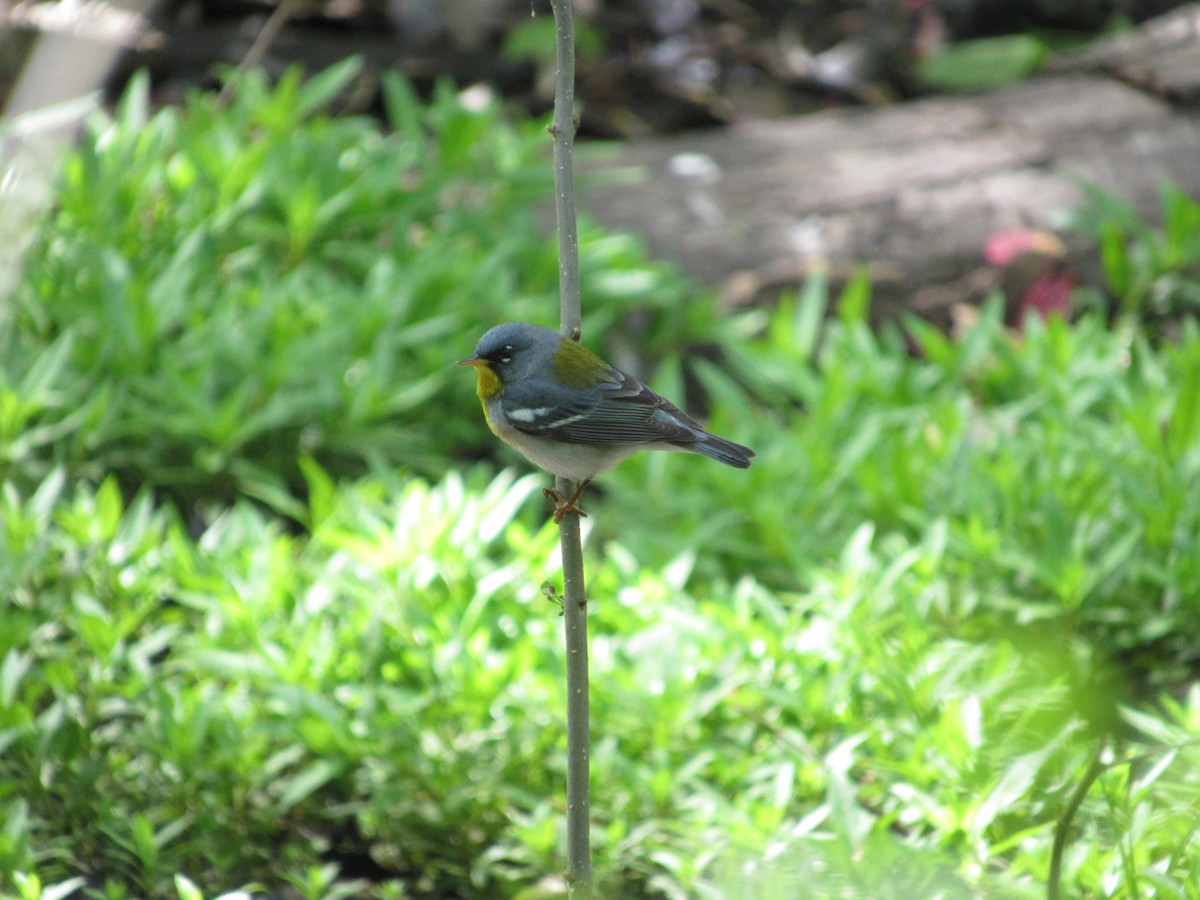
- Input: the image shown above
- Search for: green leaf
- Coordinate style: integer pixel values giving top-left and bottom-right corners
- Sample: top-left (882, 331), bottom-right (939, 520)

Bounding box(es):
top-left (916, 35), bottom-right (1047, 92)
top-left (1159, 183), bottom-right (1200, 269)
top-left (381, 70), bottom-right (424, 140)
top-left (1100, 221), bottom-right (1133, 300)
top-left (502, 17), bottom-right (603, 65)
top-left (174, 874), bottom-right (204, 900)
top-left (1166, 344), bottom-right (1200, 461)
top-left (836, 265), bottom-right (872, 326)
top-left (277, 759), bottom-right (343, 812)
top-left (293, 56), bottom-right (363, 117)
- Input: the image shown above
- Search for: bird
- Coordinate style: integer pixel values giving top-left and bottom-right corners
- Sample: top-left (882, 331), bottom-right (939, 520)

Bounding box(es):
top-left (459, 322), bottom-right (754, 523)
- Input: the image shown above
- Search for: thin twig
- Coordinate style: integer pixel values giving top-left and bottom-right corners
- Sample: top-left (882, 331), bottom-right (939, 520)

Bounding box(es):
top-left (558, 508), bottom-right (591, 895)
top-left (216, 0), bottom-right (303, 108)
top-left (550, 6), bottom-right (581, 338)
top-left (1048, 738), bottom-right (1107, 900)
top-left (548, 0), bottom-right (592, 894)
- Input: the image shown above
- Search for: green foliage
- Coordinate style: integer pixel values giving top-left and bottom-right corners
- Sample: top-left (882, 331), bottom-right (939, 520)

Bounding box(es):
top-left (607, 289), bottom-right (1200, 688)
top-left (502, 17), bottom-right (605, 66)
top-left (0, 468), bottom-right (561, 896)
top-left (914, 35), bottom-right (1047, 93)
top-left (4, 453), bottom-right (1200, 897)
top-left (4, 62), bottom-right (1200, 900)
top-left (3, 62), bottom-right (702, 517)
top-left (1068, 182), bottom-right (1200, 321)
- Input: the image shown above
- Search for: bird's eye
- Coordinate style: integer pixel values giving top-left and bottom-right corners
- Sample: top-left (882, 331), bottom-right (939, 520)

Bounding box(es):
top-left (499, 345), bottom-right (514, 363)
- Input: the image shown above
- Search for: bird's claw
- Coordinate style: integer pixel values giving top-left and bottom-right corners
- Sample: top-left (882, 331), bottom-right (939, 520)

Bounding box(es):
top-left (543, 485), bottom-right (590, 524)
top-left (543, 487), bottom-right (587, 524)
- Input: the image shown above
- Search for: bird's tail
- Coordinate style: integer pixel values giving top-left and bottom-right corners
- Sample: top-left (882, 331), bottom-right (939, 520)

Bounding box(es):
top-left (691, 432), bottom-right (755, 468)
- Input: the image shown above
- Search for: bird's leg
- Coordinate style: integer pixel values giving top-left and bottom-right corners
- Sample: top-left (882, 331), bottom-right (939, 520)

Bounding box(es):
top-left (543, 478), bottom-right (592, 524)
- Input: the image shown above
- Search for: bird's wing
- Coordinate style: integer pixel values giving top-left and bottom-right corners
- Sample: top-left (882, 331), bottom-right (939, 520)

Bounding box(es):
top-left (503, 368), bottom-right (701, 446)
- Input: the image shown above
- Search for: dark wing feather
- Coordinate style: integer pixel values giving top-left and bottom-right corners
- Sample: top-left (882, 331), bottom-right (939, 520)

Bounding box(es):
top-left (504, 368), bottom-right (701, 446)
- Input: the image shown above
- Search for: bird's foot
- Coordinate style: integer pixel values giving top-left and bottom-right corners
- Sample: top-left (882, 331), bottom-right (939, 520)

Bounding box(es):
top-left (543, 479), bottom-right (591, 524)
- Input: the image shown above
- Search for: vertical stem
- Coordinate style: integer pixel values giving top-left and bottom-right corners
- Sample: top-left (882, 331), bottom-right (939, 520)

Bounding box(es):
top-left (558, 508), bottom-right (592, 894)
top-left (550, 0), bottom-right (581, 339)
top-left (548, 0), bottom-right (592, 894)
top-left (1048, 739), bottom-right (1106, 900)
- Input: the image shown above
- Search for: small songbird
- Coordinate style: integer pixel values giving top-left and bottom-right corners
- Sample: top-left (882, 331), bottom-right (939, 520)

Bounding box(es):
top-left (459, 322), bottom-right (755, 522)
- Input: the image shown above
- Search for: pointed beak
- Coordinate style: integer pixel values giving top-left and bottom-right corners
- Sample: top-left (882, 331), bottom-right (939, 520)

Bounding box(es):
top-left (457, 355), bottom-right (485, 367)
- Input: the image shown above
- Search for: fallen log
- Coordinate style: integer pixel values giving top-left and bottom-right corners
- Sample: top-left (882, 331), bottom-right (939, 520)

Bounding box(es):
top-left (580, 5), bottom-right (1200, 324)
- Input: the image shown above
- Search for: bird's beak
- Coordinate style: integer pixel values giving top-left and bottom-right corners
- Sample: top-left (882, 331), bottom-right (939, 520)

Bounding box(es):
top-left (459, 354), bottom-right (501, 398)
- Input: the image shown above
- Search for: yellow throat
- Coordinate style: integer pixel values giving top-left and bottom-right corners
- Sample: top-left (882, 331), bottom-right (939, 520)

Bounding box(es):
top-left (462, 359), bottom-right (502, 400)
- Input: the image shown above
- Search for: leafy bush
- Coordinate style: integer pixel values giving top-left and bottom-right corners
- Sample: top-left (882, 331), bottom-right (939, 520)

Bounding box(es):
top-left (3, 62), bottom-right (705, 519)
top-left (600, 281), bottom-right (1200, 692)
top-left (0, 468), bottom-right (562, 896)
top-left (1068, 181), bottom-right (1200, 322)
top-left (4, 452), bottom-right (1200, 898)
